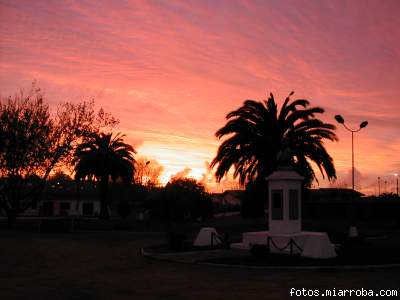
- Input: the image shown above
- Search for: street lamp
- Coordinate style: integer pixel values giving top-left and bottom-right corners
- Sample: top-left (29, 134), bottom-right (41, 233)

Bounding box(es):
top-left (334, 115), bottom-right (368, 190)
top-left (378, 177), bottom-right (381, 196)
top-left (334, 115), bottom-right (368, 237)
top-left (144, 161), bottom-right (151, 187)
top-left (395, 173), bottom-right (399, 197)
top-left (384, 180), bottom-right (387, 194)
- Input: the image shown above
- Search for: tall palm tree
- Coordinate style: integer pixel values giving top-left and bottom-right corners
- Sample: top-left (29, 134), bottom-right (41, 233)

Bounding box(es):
top-left (211, 92), bottom-right (337, 186)
top-left (73, 132), bottom-right (136, 219)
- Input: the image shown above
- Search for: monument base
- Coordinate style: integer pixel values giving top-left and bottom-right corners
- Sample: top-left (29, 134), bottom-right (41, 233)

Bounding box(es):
top-left (231, 231), bottom-right (337, 259)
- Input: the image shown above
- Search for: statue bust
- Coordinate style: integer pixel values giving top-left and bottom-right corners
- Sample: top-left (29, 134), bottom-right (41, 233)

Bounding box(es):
top-left (276, 138), bottom-right (293, 168)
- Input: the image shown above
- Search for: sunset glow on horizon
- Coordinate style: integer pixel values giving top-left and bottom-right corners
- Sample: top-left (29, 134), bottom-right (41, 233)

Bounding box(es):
top-left (1, 0), bottom-right (400, 194)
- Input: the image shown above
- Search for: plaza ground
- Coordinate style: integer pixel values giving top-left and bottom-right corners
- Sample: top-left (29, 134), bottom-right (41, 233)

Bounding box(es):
top-left (1, 230), bottom-right (399, 300)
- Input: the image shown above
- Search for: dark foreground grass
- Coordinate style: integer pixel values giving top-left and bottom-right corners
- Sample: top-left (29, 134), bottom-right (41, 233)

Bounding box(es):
top-left (205, 239), bottom-right (400, 267)
top-left (1, 231), bottom-right (400, 300)
top-left (146, 231), bottom-right (400, 267)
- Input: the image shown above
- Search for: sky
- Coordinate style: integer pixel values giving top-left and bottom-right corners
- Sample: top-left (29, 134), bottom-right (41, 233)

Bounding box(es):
top-left (1, 0), bottom-right (400, 194)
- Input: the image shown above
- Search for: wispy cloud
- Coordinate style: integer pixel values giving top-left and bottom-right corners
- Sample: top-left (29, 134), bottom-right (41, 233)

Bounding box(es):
top-left (1, 0), bottom-right (400, 194)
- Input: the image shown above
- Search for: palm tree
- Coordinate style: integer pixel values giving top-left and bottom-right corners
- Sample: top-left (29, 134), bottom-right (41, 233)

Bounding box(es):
top-left (73, 132), bottom-right (136, 219)
top-left (211, 92), bottom-right (337, 186)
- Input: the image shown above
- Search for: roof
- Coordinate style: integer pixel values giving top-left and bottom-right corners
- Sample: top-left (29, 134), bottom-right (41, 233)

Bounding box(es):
top-left (41, 181), bottom-right (100, 201)
top-left (265, 167), bottom-right (304, 181)
top-left (211, 190), bottom-right (244, 205)
top-left (307, 188), bottom-right (365, 203)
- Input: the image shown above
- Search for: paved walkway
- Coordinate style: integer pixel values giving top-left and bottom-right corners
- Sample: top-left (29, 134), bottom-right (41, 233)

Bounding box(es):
top-left (143, 248), bottom-right (248, 264)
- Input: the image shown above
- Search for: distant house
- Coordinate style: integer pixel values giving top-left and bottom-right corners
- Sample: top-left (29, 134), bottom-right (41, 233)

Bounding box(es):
top-left (0, 179), bottom-right (140, 218)
top-left (306, 188), bottom-right (364, 203)
top-left (211, 190), bottom-right (244, 206)
top-left (211, 188), bottom-right (365, 206)
top-left (303, 188), bottom-right (400, 220)
top-left (38, 181), bottom-right (101, 217)
top-left (7, 181), bottom-right (101, 217)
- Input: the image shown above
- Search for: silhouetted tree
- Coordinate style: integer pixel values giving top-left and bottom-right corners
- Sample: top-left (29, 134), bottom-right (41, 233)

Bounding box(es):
top-left (211, 92), bottom-right (337, 219)
top-left (211, 91), bottom-right (337, 185)
top-left (73, 132), bottom-right (136, 219)
top-left (0, 85), bottom-right (116, 227)
top-left (133, 156), bottom-right (164, 187)
top-left (48, 171), bottom-right (73, 184)
top-left (160, 178), bottom-right (213, 223)
top-left (117, 199), bottom-right (131, 218)
top-left (241, 180), bottom-right (267, 219)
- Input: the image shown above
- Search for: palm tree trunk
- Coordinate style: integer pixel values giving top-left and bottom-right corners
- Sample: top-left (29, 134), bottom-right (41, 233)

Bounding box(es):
top-left (99, 174), bottom-right (110, 220)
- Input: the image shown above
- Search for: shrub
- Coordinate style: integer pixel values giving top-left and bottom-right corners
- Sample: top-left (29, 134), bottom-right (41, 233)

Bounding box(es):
top-left (168, 231), bottom-right (187, 251)
top-left (156, 178), bottom-right (213, 223)
top-left (250, 244), bottom-right (270, 259)
top-left (117, 200), bottom-right (131, 218)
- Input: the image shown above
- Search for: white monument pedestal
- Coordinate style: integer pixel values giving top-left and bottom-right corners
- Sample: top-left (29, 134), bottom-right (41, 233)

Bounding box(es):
top-left (193, 227), bottom-right (222, 247)
top-left (231, 231), bottom-right (337, 259)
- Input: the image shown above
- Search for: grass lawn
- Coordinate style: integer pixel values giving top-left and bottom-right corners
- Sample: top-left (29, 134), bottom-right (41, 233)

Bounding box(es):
top-left (205, 238), bottom-right (400, 267)
top-left (1, 230), bottom-right (400, 300)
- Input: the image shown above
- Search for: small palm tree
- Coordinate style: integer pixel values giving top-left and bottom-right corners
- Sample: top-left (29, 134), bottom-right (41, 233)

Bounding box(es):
top-left (73, 132), bottom-right (136, 219)
top-left (211, 92), bottom-right (337, 186)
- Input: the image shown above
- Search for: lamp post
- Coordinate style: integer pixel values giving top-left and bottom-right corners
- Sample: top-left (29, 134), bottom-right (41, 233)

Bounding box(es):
top-left (145, 161), bottom-right (150, 186)
top-left (378, 177), bottom-right (381, 196)
top-left (395, 173), bottom-right (399, 197)
top-left (384, 181), bottom-right (387, 194)
top-left (334, 115), bottom-right (368, 237)
top-left (334, 115), bottom-right (368, 190)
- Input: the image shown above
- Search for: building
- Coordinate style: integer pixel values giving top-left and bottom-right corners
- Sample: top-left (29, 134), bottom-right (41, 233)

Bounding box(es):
top-left (211, 190), bottom-right (244, 206)
top-left (36, 181), bottom-right (101, 217)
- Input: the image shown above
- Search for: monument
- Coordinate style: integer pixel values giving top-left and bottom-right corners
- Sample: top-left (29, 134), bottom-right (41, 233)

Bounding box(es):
top-left (232, 147), bottom-right (337, 259)
top-left (267, 165), bottom-right (303, 234)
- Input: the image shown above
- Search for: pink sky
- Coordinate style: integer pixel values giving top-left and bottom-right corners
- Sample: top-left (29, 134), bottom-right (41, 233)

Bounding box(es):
top-left (1, 0), bottom-right (400, 194)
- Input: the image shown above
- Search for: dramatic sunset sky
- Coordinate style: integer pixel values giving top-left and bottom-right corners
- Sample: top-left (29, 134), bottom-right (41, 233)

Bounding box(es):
top-left (1, 0), bottom-right (399, 194)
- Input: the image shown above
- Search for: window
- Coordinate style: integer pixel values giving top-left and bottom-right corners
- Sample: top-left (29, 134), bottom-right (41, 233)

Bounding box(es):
top-left (59, 202), bottom-right (71, 216)
top-left (289, 189), bottom-right (299, 220)
top-left (60, 202), bottom-right (71, 210)
top-left (271, 190), bottom-right (283, 220)
top-left (31, 199), bottom-right (37, 209)
top-left (42, 201), bottom-right (54, 216)
top-left (82, 203), bottom-right (94, 216)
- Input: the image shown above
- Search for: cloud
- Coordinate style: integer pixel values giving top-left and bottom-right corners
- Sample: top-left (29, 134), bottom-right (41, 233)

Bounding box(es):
top-left (1, 0), bottom-right (400, 194)
top-left (170, 167), bottom-right (192, 181)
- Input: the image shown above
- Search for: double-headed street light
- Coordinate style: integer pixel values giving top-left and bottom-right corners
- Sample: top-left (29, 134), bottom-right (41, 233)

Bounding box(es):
top-left (334, 115), bottom-right (368, 191)
top-left (335, 115), bottom-right (368, 237)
